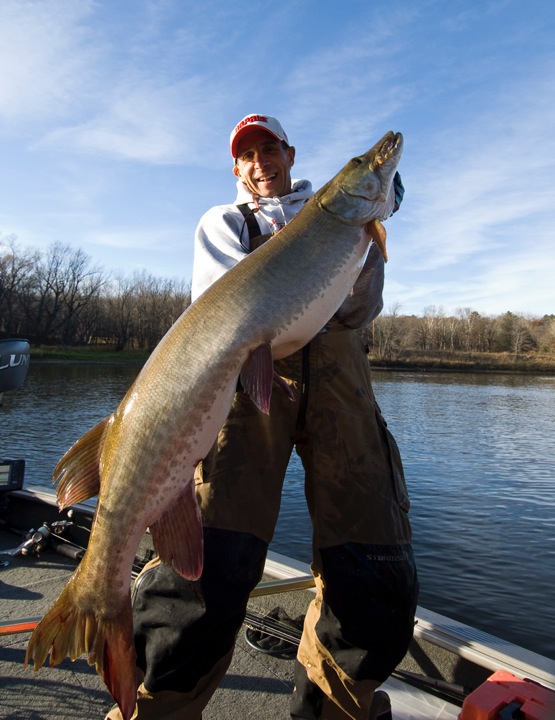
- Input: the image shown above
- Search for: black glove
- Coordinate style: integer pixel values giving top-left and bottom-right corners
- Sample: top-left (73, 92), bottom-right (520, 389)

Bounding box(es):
top-left (392, 172), bottom-right (404, 214)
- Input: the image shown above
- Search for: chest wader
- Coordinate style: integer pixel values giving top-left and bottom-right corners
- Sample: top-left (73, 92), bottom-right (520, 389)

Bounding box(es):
top-left (234, 207), bottom-right (419, 719)
top-left (111, 208), bottom-right (418, 720)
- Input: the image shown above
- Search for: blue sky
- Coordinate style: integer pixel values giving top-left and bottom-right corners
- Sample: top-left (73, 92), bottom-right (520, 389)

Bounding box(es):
top-left (1, 0), bottom-right (554, 318)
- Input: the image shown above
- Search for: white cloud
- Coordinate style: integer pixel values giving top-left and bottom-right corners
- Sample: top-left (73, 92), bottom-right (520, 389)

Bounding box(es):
top-left (1, 0), bottom-right (554, 318)
top-left (37, 78), bottom-right (224, 164)
top-left (80, 224), bottom-right (196, 283)
top-left (86, 226), bottom-right (180, 251)
top-left (394, 61), bottom-right (555, 271)
top-left (0, 0), bottom-right (237, 164)
top-left (0, 0), bottom-right (98, 126)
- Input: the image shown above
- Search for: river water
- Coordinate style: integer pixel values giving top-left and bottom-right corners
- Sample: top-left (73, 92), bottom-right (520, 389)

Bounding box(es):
top-left (2, 363), bottom-right (554, 661)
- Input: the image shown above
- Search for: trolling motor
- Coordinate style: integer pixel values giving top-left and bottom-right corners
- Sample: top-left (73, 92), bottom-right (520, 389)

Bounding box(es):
top-left (0, 338), bottom-right (30, 406)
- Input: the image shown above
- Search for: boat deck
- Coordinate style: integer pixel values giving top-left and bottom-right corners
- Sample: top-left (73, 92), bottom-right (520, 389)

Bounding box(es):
top-left (0, 541), bottom-right (460, 720)
top-left (2, 491), bottom-right (554, 719)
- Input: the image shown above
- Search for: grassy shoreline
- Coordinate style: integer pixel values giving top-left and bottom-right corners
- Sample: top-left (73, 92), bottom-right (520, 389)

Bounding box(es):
top-left (30, 346), bottom-right (150, 363)
top-left (30, 345), bottom-right (555, 374)
top-left (368, 350), bottom-right (555, 374)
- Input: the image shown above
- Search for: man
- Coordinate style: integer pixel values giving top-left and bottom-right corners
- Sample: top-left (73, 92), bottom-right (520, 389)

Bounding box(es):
top-left (107, 115), bottom-right (418, 720)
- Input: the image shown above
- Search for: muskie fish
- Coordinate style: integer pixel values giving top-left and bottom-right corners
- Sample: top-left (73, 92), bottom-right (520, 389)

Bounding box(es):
top-left (25, 131), bottom-right (403, 719)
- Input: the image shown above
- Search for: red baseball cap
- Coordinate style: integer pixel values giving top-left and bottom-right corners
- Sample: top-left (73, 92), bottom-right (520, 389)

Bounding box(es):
top-left (230, 114), bottom-right (289, 158)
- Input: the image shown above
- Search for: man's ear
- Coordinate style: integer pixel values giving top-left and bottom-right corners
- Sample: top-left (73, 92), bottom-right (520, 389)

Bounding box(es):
top-left (288, 146), bottom-right (296, 167)
top-left (233, 164), bottom-right (242, 179)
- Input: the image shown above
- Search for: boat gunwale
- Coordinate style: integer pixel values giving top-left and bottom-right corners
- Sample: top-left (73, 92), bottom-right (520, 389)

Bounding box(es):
top-left (5, 488), bottom-right (555, 692)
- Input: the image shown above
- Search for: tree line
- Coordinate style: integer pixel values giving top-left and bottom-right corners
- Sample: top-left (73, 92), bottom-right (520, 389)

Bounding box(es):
top-left (2, 236), bottom-right (554, 358)
top-left (1, 237), bottom-right (190, 351)
top-left (363, 303), bottom-right (555, 363)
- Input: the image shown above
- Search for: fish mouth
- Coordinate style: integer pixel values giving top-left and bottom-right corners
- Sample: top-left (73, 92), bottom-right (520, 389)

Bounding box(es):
top-left (339, 131), bottom-right (403, 201)
top-left (347, 131), bottom-right (402, 171)
top-left (373, 131), bottom-right (403, 168)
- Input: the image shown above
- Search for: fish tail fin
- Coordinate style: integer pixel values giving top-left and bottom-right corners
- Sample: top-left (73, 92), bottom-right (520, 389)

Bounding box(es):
top-left (25, 581), bottom-right (138, 720)
top-left (95, 607), bottom-right (138, 720)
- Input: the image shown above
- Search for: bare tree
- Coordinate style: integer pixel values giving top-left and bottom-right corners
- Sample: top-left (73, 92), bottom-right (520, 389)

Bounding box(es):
top-left (27, 243), bottom-right (107, 344)
top-left (0, 235), bottom-right (38, 336)
top-left (455, 307), bottom-right (481, 352)
top-left (102, 275), bottom-right (139, 351)
top-left (529, 315), bottom-right (555, 354)
top-left (480, 315), bottom-right (499, 353)
top-left (420, 305), bottom-right (449, 351)
top-left (494, 311), bottom-right (536, 359)
top-left (100, 271), bottom-right (191, 351)
top-left (370, 303), bottom-right (408, 361)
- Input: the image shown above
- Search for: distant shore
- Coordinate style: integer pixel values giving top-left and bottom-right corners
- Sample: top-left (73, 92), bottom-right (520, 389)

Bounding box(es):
top-left (29, 345), bottom-right (555, 374)
top-left (369, 350), bottom-right (555, 374)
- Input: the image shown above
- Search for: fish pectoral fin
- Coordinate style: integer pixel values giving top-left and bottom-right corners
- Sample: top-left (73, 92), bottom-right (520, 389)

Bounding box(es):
top-left (54, 416), bottom-right (110, 508)
top-left (364, 219), bottom-right (388, 262)
top-left (240, 342), bottom-right (274, 415)
top-left (149, 480), bottom-right (203, 580)
top-left (273, 372), bottom-right (295, 402)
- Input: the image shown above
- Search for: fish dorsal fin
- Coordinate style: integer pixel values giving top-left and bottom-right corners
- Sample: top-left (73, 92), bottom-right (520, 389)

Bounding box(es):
top-left (149, 480), bottom-right (203, 580)
top-left (54, 416), bottom-right (110, 508)
top-left (240, 342), bottom-right (274, 414)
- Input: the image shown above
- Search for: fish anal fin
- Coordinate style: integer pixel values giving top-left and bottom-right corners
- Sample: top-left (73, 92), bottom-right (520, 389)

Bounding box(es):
top-left (149, 480), bottom-right (203, 580)
top-left (240, 342), bottom-right (274, 414)
top-left (54, 416), bottom-right (111, 508)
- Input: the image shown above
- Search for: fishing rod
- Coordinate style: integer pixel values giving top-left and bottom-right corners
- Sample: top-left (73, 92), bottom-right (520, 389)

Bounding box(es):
top-left (243, 608), bottom-right (470, 706)
top-left (1, 605), bottom-right (471, 705)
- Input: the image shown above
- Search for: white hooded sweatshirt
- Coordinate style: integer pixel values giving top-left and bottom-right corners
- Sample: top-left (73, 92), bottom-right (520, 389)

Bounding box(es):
top-left (191, 178), bottom-right (385, 329)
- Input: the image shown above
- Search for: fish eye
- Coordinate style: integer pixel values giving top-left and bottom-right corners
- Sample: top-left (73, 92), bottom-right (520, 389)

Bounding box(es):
top-left (350, 156), bottom-right (363, 165)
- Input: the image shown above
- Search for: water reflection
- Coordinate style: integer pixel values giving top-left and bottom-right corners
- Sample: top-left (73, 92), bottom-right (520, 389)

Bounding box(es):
top-left (274, 369), bottom-right (555, 660)
top-left (2, 362), bottom-right (137, 486)
top-left (2, 363), bottom-right (554, 660)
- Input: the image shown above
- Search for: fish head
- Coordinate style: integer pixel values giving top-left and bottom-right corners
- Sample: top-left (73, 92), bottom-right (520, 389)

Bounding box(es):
top-left (317, 131), bottom-right (403, 224)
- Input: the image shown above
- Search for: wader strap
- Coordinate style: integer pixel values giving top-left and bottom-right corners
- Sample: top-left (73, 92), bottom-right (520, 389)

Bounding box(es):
top-left (235, 203), bottom-right (262, 395)
top-left (237, 203), bottom-right (262, 252)
top-left (295, 345), bottom-right (310, 437)
top-left (237, 202), bottom-right (311, 428)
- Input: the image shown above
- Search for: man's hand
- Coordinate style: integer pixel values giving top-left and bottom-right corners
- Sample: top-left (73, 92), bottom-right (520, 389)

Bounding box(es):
top-left (392, 172), bottom-right (404, 214)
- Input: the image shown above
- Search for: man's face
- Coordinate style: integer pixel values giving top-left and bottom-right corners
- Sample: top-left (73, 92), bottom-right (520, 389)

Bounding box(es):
top-left (233, 129), bottom-right (295, 198)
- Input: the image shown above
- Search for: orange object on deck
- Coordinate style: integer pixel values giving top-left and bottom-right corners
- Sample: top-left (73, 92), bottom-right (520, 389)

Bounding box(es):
top-left (459, 669), bottom-right (555, 719)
